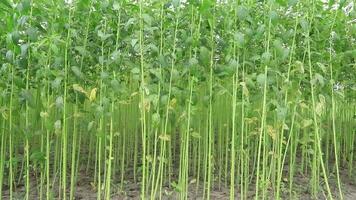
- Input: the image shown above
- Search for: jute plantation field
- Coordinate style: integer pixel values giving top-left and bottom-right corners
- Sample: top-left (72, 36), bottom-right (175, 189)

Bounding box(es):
top-left (0, 0), bottom-right (356, 199)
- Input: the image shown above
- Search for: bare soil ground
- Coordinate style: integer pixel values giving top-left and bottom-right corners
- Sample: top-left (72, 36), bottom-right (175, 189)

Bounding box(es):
top-left (2, 167), bottom-right (356, 199)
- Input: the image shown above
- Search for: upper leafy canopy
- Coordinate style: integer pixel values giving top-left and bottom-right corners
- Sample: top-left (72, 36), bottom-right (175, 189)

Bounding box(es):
top-left (0, 0), bottom-right (355, 107)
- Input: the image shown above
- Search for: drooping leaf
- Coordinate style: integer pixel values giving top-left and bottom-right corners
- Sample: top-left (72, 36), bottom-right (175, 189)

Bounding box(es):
top-left (73, 84), bottom-right (87, 95)
top-left (89, 88), bottom-right (97, 102)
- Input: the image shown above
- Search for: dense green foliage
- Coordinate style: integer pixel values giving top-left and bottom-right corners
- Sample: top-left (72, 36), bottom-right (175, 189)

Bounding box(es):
top-left (0, 0), bottom-right (355, 199)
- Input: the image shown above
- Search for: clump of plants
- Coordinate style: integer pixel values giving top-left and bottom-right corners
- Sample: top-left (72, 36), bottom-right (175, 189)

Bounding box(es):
top-left (0, 0), bottom-right (355, 200)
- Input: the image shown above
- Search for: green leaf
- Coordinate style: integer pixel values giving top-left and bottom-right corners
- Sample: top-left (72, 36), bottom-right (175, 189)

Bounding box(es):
top-left (261, 52), bottom-right (272, 64)
top-left (26, 27), bottom-right (38, 41)
top-left (71, 66), bottom-right (84, 79)
top-left (0, 0), bottom-right (12, 9)
top-left (87, 121), bottom-right (95, 131)
top-left (147, 44), bottom-right (158, 54)
top-left (149, 68), bottom-right (162, 81)
top-left (273, 39), bottom-right (289, 61)
top-left (30, 151), bottom-right (46, 163)
top-left (269, 11), bottom-right (279, 22)
top-left (302, 119), bottom-right (313, 129)
top-left (316, 62), bottom-right (327, 74)
top-left (199, 46), bottom-right (210, 66)
top-left (52, 78), bottom-right (62, 89)
top-left (131, 67), bottom-right (140, 74)
top-left (237, 6), bottom-right (249, 20)
top-left (54, 120), bottom-right (61, 131)
top-left (277, 106), bottom-right (287, 120)
top-left (199, 0), bottom-right (213, 15)
top-left (142, 13), bottom-right (152, 25)
top-left (312, 73), bottom-right (325, 87)
top-left (257, 73), bottom-right (266, 86)
top-left (189, 57), bottom-right (199, 67)
top-left (300, 18), bottom-right (309, 32)
top-left (191, 131), bottom-right (201, 139)
top-left (288, 0), bottom-right (298, 6)
top-left (295, 61), bottom-right (304, 74)
top-left (110, 50), bottom-right (120, 61)
top-left (152, 113), bottom-right (160, 126)
top-left (131, 38), bottom-right (138, 47)
top-left (276, 0), bottom-right (287, 6)
top-left (19, 89), bottom-right (35, 108)
top-left (7, 32), bottom-right (15, 44)
top-left (75, 46), bottom-right (89, 57)
top-left (113, 2), bottom-right (120, 10)
top-left (124, 18), bottom-right (136, 30)
top-left (55, 96), bottom-right (63, 109)
top-left (343, 49), bottom-right (356, 58)
top-left (172, 0), bottom-right (180, 8)
top-left (72, 84), bottom-right (87, 95)
top-left (234, 32), bottom-right (245, 47)
top-left (98, 30), bottom-right (112, 41)
top-left (6, 50), bottom-right (13, 61)
top-left (159, 134), bottom-right (170, 141)
top-left (20, 44), bottom-right (29, 57)
top-left (17, 16), bottom-right (28, 27)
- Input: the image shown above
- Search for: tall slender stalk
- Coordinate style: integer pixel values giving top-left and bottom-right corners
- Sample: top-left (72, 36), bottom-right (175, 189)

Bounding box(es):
top-left (255, 2), bottom-right (272, 199)
top-left (306, 2), bottom-right (332, 198)
top-left (138, 1), bottom-right (147, 198)
top-left (230, 1), bottom-right (239, 197)
top-left (329, 8), bottom-right (343, 200)
top-left (205, 3), bottom-right (216, 199)
top-left (62, 3), bottom-right (74, 199)
top-left (276, 8), bottom-right (299, 199)
top-left (0, 117), bottom-right (5, 200)
top-left (24, 2), bottom-right (34, 199)
top-left (150, 2), bottom-right (165, 199)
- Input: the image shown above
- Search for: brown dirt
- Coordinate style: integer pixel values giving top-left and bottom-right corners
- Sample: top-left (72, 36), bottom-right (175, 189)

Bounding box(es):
top-left (2, 168), bottom-right (356, 200)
